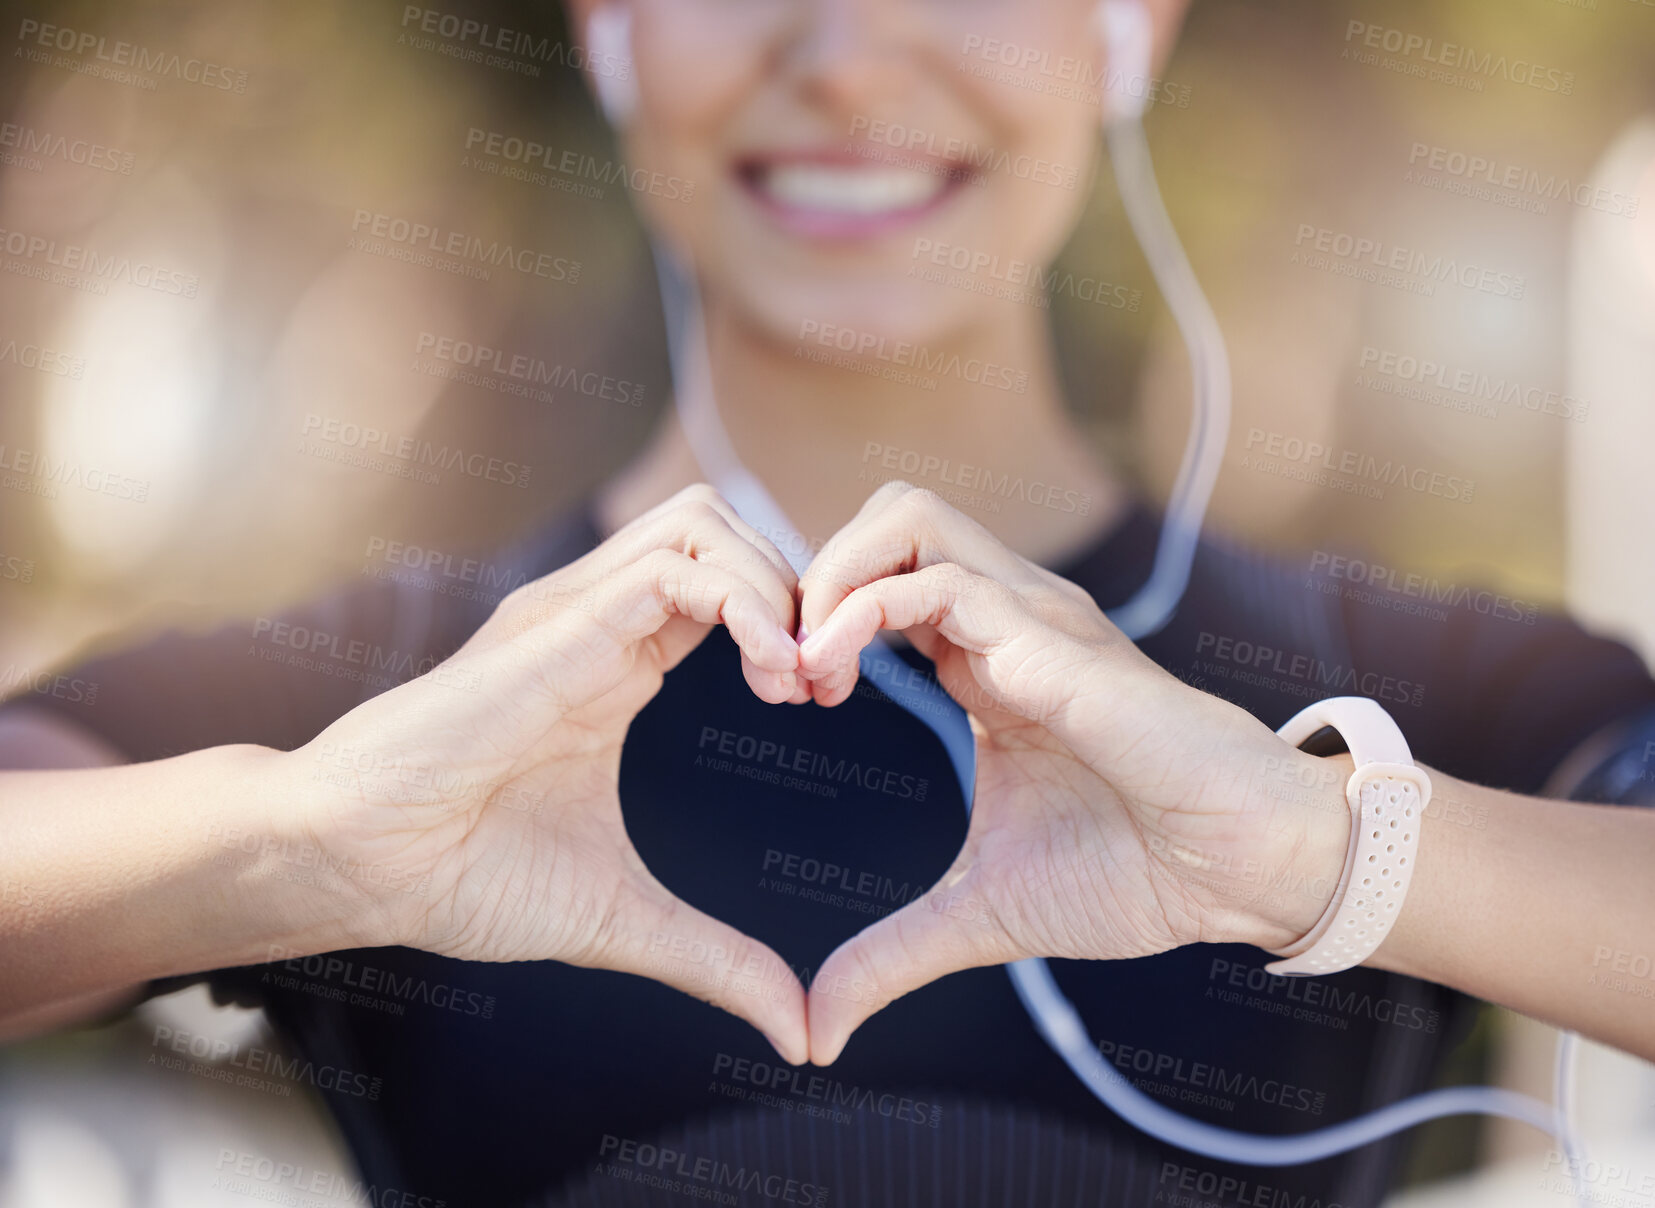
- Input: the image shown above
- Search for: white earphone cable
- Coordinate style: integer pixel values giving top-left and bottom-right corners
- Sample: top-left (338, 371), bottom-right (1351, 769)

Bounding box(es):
top-left (625, 0), bottom-right (1586, 1191)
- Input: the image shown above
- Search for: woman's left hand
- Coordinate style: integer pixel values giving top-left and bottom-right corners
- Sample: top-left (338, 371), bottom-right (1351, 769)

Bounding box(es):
top-left (794, 483), bottom-right (1350, 1064)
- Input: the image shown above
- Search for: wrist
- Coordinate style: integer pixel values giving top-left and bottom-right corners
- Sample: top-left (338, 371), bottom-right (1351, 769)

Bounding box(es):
top-left (224, 744), bottom-right (409, 959)
top-left (1223, 746), bottom-right (1355, 952)
top-left (0, 743), bottom-right (394, 1017)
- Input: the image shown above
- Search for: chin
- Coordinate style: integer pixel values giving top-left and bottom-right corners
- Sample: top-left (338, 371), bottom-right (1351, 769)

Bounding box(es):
top-left (724, 270), bottom-right (984, 355)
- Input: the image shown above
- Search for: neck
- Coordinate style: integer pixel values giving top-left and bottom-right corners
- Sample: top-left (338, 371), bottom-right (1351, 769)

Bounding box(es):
top-left (598, 293), bottom-right (1128, 566)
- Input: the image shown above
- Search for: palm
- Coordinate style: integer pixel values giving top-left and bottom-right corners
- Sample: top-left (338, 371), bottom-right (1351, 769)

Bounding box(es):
top-left (919, 633), bottom-right (1205, 961)
top-left (337, 612), bottom-right (715, 963)
top-left (969, 722), bottom-right (1198, 961)
top-left (289, 487), bottom-right (819, 1064)
top-left (422, 623), bottom-right (711, 961)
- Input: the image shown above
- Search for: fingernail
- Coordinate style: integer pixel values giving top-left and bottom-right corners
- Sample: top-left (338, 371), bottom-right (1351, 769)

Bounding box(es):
top-left (795, 620), bottom-right (811, 643)
top-left (775, 623), bottom-right (799, 653)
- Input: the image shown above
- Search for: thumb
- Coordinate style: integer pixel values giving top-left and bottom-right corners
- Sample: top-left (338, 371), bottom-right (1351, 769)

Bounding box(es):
top-left (806, 872), bottom-right (1020, 1065)
top-left (598, 882), bottom-right (809, 1066)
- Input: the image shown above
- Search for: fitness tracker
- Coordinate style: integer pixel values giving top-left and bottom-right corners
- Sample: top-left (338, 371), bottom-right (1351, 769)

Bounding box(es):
top-left (1265, 696), bottom-right (1432, 977)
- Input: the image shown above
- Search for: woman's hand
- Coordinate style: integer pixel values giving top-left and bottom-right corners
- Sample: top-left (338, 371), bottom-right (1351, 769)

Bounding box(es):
top-left (794, 483), bottom-right (1350, 1064)
top-left (286, 485), bottom-right (811, 1061)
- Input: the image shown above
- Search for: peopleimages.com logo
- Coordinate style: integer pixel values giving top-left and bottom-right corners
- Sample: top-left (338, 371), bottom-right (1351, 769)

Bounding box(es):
top-left (1356, 346), bottom-right (1589, 423)
top-left (1159, 1162), bottom-right (1351, 1208)
top-left (14, 18), bottom-right (249, 92)
top-left (1341, 20), bottom-right (1575, 95)
top-left (697, 724), bottom-right (929, 801)
top-left (848, 115), bottom-right (1080, 190)
top-left (1292, 223), bottom-right (1524, 300)
top-left (597, 1136), bottom-right (828, 1207)
top-left (463, 127), bottom-right (694, 202)
top-left (299, 413), bottom-right (532, 489)
top-left (0, 121), bottom-right (135, 173)
top-left (1406, 142), bottom-right (1638, 219)
top-left (795, 319), bottom-right (1028, 394)
top-left (909, 238), bottom-right (1141, 311)
top-left (712, 1051), bottom-right (941, 1129)
top-left (0, 224), bottom-right (200, 297)
top-left (213, 1149), bottom-right (447, 1208)
top-left (956, 33), bottom-right (1193, 110)
top-left (1242, 427), bottom-right (1476, 505)
top-left (1193, 629), bottom-right (1426, 709)
top-left (348, 210), bottom-right (581, 284)
top-left (414, 331), bottom-right (644, 407)
top-left (859, 441), bottom-right (1092, 516)
top-left (398, 5), bottom-right (631, 81)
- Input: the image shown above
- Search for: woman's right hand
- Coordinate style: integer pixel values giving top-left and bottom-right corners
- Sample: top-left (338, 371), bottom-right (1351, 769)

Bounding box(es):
top-left (283, 485), bottom-right (810, 1061)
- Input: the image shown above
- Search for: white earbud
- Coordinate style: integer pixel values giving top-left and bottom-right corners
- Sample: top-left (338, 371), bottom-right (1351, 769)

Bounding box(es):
top-left (587, 5), bottom-right (638, 126)
top-left (1095, 0), bottom-right (1154, 126)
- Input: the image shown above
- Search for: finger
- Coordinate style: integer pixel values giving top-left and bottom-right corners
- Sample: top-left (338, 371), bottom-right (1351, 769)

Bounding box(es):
top-left (799, 483), bottom-right (1042, 636)
top-left (798, 563), bottom-right (1047, 716)
top-left (738, 648), bottom-right (798, 706)
top-left (673, 483), bottom-right (800, 588)
top-left (483, 488), bottom-right (798, 666)
top-left (598, 880), bottom-right (809, 1065)
top-left (655, 505), bottom-right (800, 639)
top-left (807, 873), bottom-right (1019, 1065)
top-left (631, 482), bottom-right (766, 551)
top-left (618, 485), bottom-right (800, 624)
top-left (618, 512), bottom-right (804, 701)
top-left (623, 503), bottom-right (803, 704)
top-left (675, 505), bottom-right (800, 633)
top-left (611, 549), bottom-right (799, 686)
top-left (512, 551), bottom-right (796, 709)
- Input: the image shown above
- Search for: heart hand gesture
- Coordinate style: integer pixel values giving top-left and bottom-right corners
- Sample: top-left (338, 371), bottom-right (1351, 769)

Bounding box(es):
top-left (794, 483), bottom-right (1347, 1064)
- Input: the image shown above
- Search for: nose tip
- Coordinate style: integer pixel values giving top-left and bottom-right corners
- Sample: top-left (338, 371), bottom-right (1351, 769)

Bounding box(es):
top-left (789, 0), bottom-right (906, 112)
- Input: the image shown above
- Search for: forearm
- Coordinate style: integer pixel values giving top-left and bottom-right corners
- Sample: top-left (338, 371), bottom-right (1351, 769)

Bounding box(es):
top-left (1367, 764), bottom-right (1655, 1059)
top-left (1256, 751), bottom-right (1655, 1059)
top-left (0, 745), bottom-right (384, 1020)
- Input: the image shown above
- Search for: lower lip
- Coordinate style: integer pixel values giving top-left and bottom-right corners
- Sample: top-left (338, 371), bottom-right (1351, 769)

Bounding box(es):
top-left (735, 167), bottom-right (974, 241)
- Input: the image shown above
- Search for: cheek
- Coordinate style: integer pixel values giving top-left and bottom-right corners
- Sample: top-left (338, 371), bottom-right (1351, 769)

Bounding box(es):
top-left (621, 14), bottom-right (763, 256)
top-left (968, 106), bottom-right (1103, 273)
top-left (627, 1), bottom-right (777, 156)
top-left (949, 11), bottom-right (1108, 263)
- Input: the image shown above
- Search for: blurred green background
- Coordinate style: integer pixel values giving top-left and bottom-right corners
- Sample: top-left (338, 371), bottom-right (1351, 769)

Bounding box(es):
top-left (0, 1), bottom-right (1651, 1201)
top-left (0, 0), bottom-right (1649, 678)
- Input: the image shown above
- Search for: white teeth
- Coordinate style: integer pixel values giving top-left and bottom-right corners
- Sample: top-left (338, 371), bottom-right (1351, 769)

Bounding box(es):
top-left (760, 164), bottom-right (946, 215)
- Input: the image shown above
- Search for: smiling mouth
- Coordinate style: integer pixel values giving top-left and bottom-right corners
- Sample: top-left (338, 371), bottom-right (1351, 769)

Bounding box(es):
top-left (734, 154), bottom-right (976, 239)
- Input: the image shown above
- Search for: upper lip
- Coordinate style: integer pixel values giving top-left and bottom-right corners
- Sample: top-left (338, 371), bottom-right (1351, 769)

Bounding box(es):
top-left (733, 146), bottom-right (976, 182)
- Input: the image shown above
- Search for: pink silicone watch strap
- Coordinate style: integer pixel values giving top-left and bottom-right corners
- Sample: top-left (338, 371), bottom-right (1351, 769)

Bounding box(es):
top-left (1264, 697), bottom-right (1432, 977)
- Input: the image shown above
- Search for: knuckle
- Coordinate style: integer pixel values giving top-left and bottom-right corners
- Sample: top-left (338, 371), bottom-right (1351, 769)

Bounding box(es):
top-left (1058, 579), bottom-right (1093, 609)
top-left (496, 579), bottom-right (539, 617)
top-left (1035, 568), bottom-right (1093, 610)
top-left (491, 576), bottom-right (564, 634)
top-left (926, 559), bottom-right (962, 579)
top-left (898, 485), bottom-right (946, 518)
top-left (680, 575), bottom-right (721, 616)
top-left (636, 548), bottom-right (687, 600)
top-left (837, 942), bottom-right (890, 1007)
top-left (924, 561), bottom-right (973, 596)
top-left (675, 482), bottom-right (725, 508)
top-left (639, 546), bottom-right (681, 576)
top-left (677, 499), bottom-right (724, 534)
top-left (809, 549), bottom-right (863, 593)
